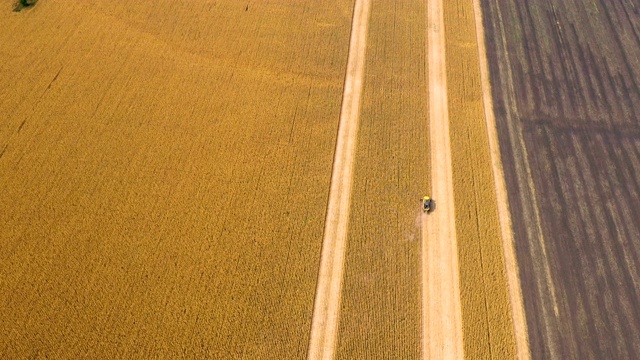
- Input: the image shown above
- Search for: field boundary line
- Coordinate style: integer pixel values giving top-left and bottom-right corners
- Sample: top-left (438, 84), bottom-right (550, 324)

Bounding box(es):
top-left (307, 0), bottom-right (371, 359)
top-left (472, 1), bottom-right (531, 359)
top-left (422, 0), bottom-right (464, 358)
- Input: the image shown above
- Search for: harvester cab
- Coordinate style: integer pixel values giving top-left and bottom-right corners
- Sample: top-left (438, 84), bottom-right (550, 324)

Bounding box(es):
top-left (421, 196), bottom-right (433, 213)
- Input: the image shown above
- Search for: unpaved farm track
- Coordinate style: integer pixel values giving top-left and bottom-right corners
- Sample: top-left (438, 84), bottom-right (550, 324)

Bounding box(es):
top-left (0, 1), bottom-right (353, 357)
top-left (423, 0), bottom-right (463, 357)
top-left (482, 0), bottom-right (640, 358)
top-left (307, 0), bottom-right (370, 358)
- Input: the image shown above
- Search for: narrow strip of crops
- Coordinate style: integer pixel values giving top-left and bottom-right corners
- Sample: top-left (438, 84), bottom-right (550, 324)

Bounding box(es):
top-left (442, 0), bottom-right (517, 358)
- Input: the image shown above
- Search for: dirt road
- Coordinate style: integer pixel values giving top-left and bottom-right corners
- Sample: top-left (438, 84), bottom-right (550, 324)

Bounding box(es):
top-left (423, 0), bottom-right (463, 358)
top-left (307, 0), bottom-right (371, 358)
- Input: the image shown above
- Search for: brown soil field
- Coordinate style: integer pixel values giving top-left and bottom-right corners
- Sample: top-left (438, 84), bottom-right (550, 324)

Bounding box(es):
top-left (482, 0), bottom-right (640, 358)
top-left (335, 0), bottom-right (428, 358)
top-left (0, 0), bottom-right (354, 357)
top-left (443, 0), bottom-right (517, 358)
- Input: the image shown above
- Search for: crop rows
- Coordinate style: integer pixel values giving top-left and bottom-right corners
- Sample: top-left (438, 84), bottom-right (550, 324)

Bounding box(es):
top-left (0, 1), bottom-right (352, 357)
top-left (443, 1), bottom-right (517, 359)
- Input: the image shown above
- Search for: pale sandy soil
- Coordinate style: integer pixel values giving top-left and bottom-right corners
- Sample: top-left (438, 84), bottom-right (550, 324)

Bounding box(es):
top-left (423, 0), bottom-right (464, 358)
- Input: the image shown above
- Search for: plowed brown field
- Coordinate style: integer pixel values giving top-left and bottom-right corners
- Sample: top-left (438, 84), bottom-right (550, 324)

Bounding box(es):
top-left (482, 0), bottom-right (640, 358)
top-left (0, 1), bottom-right (353, 357)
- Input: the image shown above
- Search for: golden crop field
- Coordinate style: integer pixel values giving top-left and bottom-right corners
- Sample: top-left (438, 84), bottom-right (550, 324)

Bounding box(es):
top-left (443, 0), bottom-right (517, 358)
top-left (335, 0), bottom-right (429, 358)
top-left (2, 0), bottom-right (528, 358)
top-left (0, 0), bottom-right (354, 357)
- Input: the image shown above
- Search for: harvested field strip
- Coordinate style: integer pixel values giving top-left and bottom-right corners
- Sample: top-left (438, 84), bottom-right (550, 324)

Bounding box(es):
top-left (442, 0), bottom-right (517, 358)
top-left (482, 0), bottom-right (640, 357)
top-left (0, 1), bottom-right (353, 358)
top-left (523, 124), bottom-right (640, 358)
top-left (335, 0), bottom-right (428, 358)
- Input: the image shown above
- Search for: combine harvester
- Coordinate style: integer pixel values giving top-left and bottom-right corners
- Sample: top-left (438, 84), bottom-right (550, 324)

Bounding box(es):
top-left (422, 196), bottom-right (434, 213)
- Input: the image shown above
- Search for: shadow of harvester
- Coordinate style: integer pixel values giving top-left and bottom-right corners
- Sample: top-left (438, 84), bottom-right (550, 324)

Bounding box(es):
top-left (13, 0), bottom-right (38, 12)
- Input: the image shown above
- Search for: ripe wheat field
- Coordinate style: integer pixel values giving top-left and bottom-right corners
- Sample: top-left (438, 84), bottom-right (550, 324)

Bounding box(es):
top-left (1, 1), bottom-right (353, 357)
